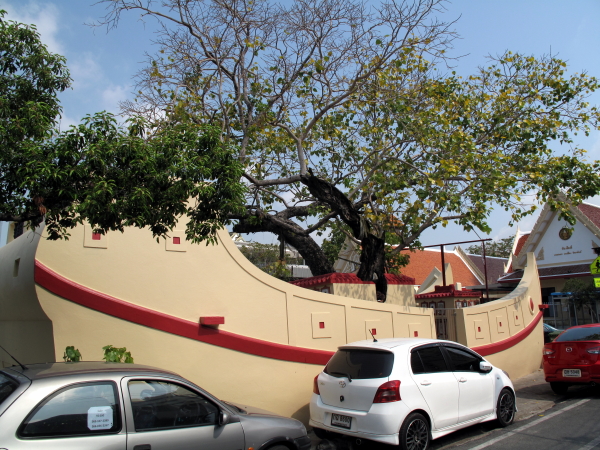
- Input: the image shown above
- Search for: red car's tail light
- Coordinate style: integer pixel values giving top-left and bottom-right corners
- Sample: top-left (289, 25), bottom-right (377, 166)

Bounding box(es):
top-left (586, 346), bottom-right (600, 354)
top-left (373, 380), bottom-right (401, 403)
top-left (313, 374), bottom-right (320, 395)
top-left (543, 346), bottom-right (555, 357)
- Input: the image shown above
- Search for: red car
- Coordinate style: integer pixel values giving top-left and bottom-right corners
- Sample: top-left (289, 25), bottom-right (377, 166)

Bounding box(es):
top-left (543, 323), bottom-right (600, 394)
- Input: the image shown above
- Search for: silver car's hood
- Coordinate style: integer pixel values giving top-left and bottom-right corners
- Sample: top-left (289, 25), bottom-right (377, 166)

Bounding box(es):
top-left (224, 401), bottom-right (307, 447)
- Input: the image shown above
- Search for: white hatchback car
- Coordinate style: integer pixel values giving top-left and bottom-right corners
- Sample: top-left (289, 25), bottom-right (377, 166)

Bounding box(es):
top-left (309, 338), bottom-right (515, 450)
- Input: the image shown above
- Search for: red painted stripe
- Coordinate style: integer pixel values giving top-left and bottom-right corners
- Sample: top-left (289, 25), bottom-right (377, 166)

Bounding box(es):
top-left (471, 310), bottom-right (544, 356)
top-left (34, 261), bottom-right (334, 365)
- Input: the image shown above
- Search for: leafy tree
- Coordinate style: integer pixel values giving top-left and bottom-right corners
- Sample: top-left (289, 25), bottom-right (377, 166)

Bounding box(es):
top-left (563, 278), bottom-right (600, 323)
top-left (0, 11), bottom-right (245, 244)
top-left (321, 223), bottom-right (349, 267)
top-left (96, 0), bottom-right (600, 300)
top-left (466, 237), bottom-right (514, 258)
top-left (0, 9), bottom-right (70, 227)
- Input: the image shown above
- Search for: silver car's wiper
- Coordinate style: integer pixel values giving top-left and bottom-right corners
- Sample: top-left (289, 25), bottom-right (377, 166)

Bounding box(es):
top-left (328, 371), bottom-right (352, 382)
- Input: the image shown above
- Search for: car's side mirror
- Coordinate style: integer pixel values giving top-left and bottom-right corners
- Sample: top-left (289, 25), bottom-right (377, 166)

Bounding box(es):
top-left (219, 410), bottom-right (230, 426)
top-left (479, 361), bottom-right (493, 373)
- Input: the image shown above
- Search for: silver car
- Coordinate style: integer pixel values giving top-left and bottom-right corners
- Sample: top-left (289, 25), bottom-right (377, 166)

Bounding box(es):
top-left (0, 362), bottom-right (310, 450)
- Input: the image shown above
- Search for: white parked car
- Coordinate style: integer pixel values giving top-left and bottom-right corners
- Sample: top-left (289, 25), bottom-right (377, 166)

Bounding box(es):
top-left (309, 338), bottom-right (515, 450)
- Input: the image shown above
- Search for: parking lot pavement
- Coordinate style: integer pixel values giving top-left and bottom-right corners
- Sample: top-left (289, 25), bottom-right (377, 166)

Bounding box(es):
top-left (308, 368), bottom-right (560, 449)
top-left (512, 368), bottom-right (557, 421)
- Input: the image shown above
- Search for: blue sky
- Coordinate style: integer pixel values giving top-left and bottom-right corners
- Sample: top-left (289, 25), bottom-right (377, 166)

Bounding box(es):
top-left (2, 0), bottom-right (600, 248)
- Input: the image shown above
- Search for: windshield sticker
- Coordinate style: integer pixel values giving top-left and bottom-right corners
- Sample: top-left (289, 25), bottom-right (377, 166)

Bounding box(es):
top-left (87, 406), bottom-right (113, 430)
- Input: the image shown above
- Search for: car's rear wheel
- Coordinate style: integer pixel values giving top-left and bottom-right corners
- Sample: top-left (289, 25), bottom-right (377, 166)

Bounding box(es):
top-left (496, 388), bottom-right (515, 427)
top-left (267, 445), bottom-right (289, 450)
top-left (550, 382), bottom-right (569, 395)
top-left (399, 412), bottom-right (429, 450)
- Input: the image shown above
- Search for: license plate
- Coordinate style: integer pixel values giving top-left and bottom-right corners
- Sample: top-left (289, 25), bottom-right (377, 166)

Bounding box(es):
top-left (331, 413), bottom-right (352, 429)
top-left (563, 369), bottom-right (581, 377)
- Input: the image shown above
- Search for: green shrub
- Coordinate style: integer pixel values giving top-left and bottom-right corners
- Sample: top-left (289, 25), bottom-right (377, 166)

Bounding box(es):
top-left (63, 346), bottom-right (82, 362)
top-left (102, 345), bottom-right (134, 363)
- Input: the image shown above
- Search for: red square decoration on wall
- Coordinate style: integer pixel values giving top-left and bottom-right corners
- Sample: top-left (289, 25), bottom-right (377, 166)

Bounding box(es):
top-left (173, 237), bottom-right (181, 245)
top-left (92, 233), bottom-right (101, 241)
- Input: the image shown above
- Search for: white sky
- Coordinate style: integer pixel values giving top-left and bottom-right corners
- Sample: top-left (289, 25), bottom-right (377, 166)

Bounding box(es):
top-left (2, 0), bottom-right (600, 248)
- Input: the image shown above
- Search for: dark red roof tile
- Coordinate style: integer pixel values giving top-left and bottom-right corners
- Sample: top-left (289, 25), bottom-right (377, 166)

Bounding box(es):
top-left (498, 263), bottom-right (592, 283)
top-left (578, 203), bottom-right (600, 229)
top-left (415, 284), bottom-right (480, 299)
top-left (289, 272), bottom-right (414, 288)
top-left (465, 254), bottom-right (507, 284)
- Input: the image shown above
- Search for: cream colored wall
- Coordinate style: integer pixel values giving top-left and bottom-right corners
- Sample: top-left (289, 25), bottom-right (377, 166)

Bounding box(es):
top-left (485, 320), bottom-right (543, 380)
top-left (0, 228), bottom-right (55, 366)
top-left (386, 284), bottom-right (416, 306)
top-left (309, 281), bottom-right (413, 306)
top-left (332, 283), bottom-right (376, 302)
top-left (34, 223), bottom-right (435, 352)
top-left (456, 253), bottom-right (543, 378)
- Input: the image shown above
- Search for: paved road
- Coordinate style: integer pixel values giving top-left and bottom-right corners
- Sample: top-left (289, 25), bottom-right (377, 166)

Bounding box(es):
top-left (443, 388), bottom-right (600, 450)
top-left (310, 381), bottom-right (600, 450)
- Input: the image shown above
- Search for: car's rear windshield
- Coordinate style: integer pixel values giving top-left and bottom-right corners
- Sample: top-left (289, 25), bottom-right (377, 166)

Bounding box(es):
top-left (0, 372), bottom-right (19, 406)
top-left (325, 349), bottom-right (394, 379)
top-left (555, 326), bottom-right (600, 342)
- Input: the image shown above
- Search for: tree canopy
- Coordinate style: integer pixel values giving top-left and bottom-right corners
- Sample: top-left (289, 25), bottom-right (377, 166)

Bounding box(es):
top-left (0, 9), bottom-right (70, 227)
top-left (0, 10), bottom-right (245, 243)
top-left (95, 0), bottom-right (600, 299)
top-left (466, 238), bottom-right (514, 258)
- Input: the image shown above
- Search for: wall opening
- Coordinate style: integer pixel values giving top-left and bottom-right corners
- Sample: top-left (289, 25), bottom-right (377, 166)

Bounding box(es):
top-left (13, 258), bottom-right (20, 277)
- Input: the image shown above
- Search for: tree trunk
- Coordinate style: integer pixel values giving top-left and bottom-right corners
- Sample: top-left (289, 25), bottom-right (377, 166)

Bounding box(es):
top-left (13, 222), bottom-right (23, 239)
top-left (300, 172), bottom-right (388, 299)
top-left (233, 215), bottom-right (335, 276)
top-left (356, 233), bottom-right (388, 300)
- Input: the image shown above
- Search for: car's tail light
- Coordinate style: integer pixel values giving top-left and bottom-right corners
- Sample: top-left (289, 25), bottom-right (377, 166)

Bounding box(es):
top-left (543, 346), bottom-right (555, 357)
top-left (373, 380), bottom-right (401, 403)
top-left (587, 346), bottom-right (600, 354)
top-left (313, 374), bottom-right (320, 395)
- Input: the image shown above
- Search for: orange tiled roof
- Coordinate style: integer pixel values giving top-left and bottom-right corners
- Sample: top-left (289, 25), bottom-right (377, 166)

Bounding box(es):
top-left (513, 233), bottom-right (530, 258)
top-left (506, 232), bottom-right (530, 273)
top-left (396, 248), bottom-right (480, 286)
